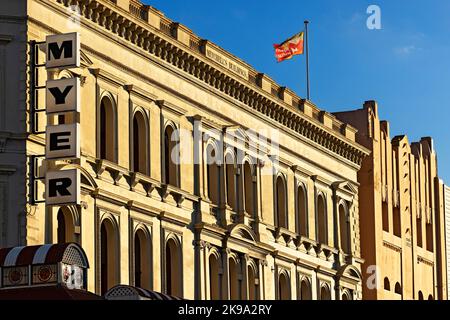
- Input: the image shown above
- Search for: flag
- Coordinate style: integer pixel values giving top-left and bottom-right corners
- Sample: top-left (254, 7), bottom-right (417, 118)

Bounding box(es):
top-left (274, 32), bottom-right (304, 62)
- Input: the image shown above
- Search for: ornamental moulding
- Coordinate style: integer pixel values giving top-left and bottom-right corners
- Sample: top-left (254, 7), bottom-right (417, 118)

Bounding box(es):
top-left (52, 0), bottom-right (368, 165)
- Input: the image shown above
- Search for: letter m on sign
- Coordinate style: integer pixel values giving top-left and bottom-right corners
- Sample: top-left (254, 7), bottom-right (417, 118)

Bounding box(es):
top-left (46, 32), bottom-right (80, 69)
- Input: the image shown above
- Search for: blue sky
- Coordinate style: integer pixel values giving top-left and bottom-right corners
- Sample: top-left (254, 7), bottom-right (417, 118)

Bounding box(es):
top-left (143, 0), bottom-right (450, 184)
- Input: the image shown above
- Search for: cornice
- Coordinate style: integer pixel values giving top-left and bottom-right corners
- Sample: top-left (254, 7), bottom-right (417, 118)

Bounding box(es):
top-left (156, 99), bottom-right (187, 117)
top-left (42, 0), bottom-right (369, 166)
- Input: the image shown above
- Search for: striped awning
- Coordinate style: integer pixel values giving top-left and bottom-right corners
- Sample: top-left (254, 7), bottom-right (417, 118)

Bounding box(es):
top-left (0, 243), bottom-right (89, 268)
top-left (104, 285), bottom-right (184, 300)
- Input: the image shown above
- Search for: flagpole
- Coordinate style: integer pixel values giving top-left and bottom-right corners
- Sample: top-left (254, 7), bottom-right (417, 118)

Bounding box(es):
top-left (304, 20), bottom-right (310, 101)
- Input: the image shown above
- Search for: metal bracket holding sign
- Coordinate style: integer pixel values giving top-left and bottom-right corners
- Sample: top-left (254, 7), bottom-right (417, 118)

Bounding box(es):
top-left (29, 40), bottom-right (47, 135)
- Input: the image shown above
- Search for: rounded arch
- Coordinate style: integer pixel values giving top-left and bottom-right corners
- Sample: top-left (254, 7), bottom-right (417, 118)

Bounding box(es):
top-left (57, 163), bottom-right (98, 189)
top-left (337, 265), bottom-right (363, 281)
top-left (320, 283), bottom-right (332, 300)
top-left (229, 224), bottom-right (258, 243)
top-left (98, 91), bottom-right (117, 163)
top-left (163, 122), bottom-right (180, 187)
top-left (247, 258), bottom-right (259, 300)
top-left (206, 141), bottom-right (220, 206)
top-left (207, 246), bottom-right (222, 262)
top-left (296, 182), bottom-right (308, 237)
top-left (228, 254), bottom-right (242, 300)
top-left (208, 248), bottom-right (221, 300)
top-left (57, 69), bottom-right (77, 80)
top-left (275, 173), bottom-right (288, 229)
top-left (428, 294), bottom-right (433, 300)
top-left (132, 108), bottom-right (149, 175)
top-left (57, 206), bottom-right (77, 244)
top-left (299, 276), bottom-right (312, 300)
top-left (418, 291), bottom-right (424, 300)
top-left (341, 289), bottom-right (352, 301)
top-left (241, 154), bottom-right (256, 170)
top-left (394, 282), bottom-right (402, 295)
top-left (243, 160), bottom-right (256, 217)
top-left (278, 269), bottom-right (291, 300)
top-left (100, 214), bottom-right (120, 295)
top-left (224, 149), bottom-right (237, 212)
top-left (133, 224), bottom-right (152, 290)
top-left (384, 277), bottom-right (391, 291)
top-left (165, 234), bottom-right (182, 297)
top-left (316, 192), bottom-right (328, 244)
top-left (338, 200), bottom-right (350, 254)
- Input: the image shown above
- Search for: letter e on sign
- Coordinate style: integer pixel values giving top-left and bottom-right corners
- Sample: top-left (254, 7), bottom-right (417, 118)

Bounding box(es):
top-left (46, 32), bottom-right (80, 69)
top-left (46, 124), bottom-right (80, 159)
top-left (46, 78), bottom-right (80, 114)
top-left (45, 169), bottom-right (80, 206)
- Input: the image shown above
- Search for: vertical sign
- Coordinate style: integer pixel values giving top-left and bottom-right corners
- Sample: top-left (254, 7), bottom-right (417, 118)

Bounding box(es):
top-left (44, 32), bottom-right (81, 207)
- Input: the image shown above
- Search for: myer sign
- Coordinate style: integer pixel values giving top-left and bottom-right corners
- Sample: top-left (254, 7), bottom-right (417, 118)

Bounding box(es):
top-left (44, 32), bottom-right (81, 206)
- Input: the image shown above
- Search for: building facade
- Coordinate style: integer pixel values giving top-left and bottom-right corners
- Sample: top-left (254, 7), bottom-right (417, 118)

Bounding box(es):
top-left (443, 184), bottom-right (450, 297)
top-left (0, 0), bottom-right (369, 300)
top-left (335, 102), bottom-right (447, 300)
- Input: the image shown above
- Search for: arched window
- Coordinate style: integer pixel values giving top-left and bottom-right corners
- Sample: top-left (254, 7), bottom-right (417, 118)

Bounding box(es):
top-left (229, 258), bottom-right (241, 300)
top-left (132, 111), bottom-right (148, 175)
top-left (395, 282), bottom-right (402, 295)
top-left (243, 162), bottom-right (255, 216)
top-left (100, 219), bottom-right (119, 295)
top-left (209, 254), bottom-right (221, 300)
top-left (57, 207), bottom-right (76, 244)
top-left (384, 277), bottom-right (390, 291)
top-left (426, 222), bottom-right (433, 252)
top-left (342, 290), bottom-right (352, 300)
top-left (418, 291), bottom-right (424, 300)
top-left (297, 185), bottom-right (308, 237)
top-left (299, 278), bottom-right (312, 300)
top-left (339, 203), bottom-right (350, 254)
top-left (225, 153), bottom-right (237, 212)
top-left (163, 125), bottom-right (179, 187)
top-left (278, 272), bottom-right (291, 300)
top-left (206, 145), bottom-right (220, 205)
top-left (165, 238), bottom-right (182, 297)
top-left (134, 229), bottom-right (151, 290)
top-left (320, 284), bottom-right (331, 300)
top-left (247, 264), bottom-right (258, 300)
top-left (417, 216), bottom-right (423, 247)
top-left (382, 202), bottom-right (389, 232)
top-left (275, 175), bottom-right (287, 229)
top-left (99, 96), bottom-right (116, 162)
top-left (317, 194), bottom-right (327, 244)
top-left (393, 207), bottom-right (401, 237)
top-left (428, 294), bottom-right (433, 300)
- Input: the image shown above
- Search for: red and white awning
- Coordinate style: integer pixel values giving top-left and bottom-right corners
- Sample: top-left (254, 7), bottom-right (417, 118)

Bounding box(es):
top-left (0, 243), bottom-right (89, 268)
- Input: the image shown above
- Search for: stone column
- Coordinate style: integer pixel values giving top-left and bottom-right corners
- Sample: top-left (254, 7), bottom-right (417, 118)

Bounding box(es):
top-left (241, 254), bottom-right (249, 300)
top-left (221, 248), bottom-right (231, 300)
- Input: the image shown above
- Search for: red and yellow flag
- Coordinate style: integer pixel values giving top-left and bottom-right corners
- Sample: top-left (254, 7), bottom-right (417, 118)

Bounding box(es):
top-left (274, 32), bottom-right (304, 62)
